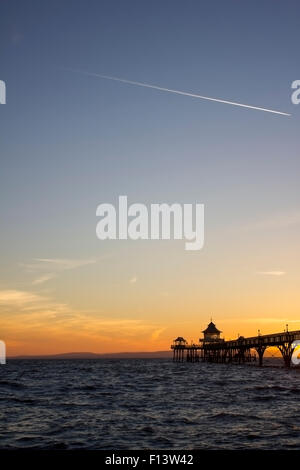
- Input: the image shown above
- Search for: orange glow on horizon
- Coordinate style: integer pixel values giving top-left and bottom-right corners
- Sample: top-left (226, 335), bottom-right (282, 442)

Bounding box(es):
top-left (4, 315), bottom-right (299, 357)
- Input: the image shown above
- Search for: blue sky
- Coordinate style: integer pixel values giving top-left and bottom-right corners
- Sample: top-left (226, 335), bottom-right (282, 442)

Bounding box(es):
top-left (1, 1), bottom-right (300, 353)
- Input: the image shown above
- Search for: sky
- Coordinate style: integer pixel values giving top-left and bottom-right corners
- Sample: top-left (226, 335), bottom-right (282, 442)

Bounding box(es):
top-left (1, 0), bottom-right (300, 355)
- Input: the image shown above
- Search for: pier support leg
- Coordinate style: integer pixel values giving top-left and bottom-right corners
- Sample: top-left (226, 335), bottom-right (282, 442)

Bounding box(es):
top-left (255, 345), bottom-right (266, 367)
top-left (278, 343), bottom-right (295, 368)
top-left (181, 348), bottom-right (184, 362)
top-left (238, 348), bottom-right (246, 363)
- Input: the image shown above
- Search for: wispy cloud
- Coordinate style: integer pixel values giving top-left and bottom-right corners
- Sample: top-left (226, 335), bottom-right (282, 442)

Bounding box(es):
top-left (221, 317), bottom-right (300, 326)
top-left (20, 256), bottom-right (110, 285)
top-left (0, 290), bottom-right (42, 305)
top-left (32, 274), bottom-right (57, 285)
top-left (35, 258), bottom-right (96, 270)
top-left (257, 271), bottom-right (286, 276)
top-left (239, 211), bottom-right (300, 233)
top-left (248, 318), bottom-right (299, 324)
top-left (151, 328), bottom-right (166, 341)
top-left (0, 289), bottom-right (70, 316)
top-left (129, 276), bottom-right (137, 284)
top-left (0, 289), bottom-right (165, 345)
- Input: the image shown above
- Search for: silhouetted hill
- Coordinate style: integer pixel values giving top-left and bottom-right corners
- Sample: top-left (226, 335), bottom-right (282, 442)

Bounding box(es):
top-left (9, 351), bottom-right (173, 360)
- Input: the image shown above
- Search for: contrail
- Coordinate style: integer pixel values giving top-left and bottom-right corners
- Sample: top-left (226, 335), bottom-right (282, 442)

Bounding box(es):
top-left (64, 67), bottom-right (291, 116)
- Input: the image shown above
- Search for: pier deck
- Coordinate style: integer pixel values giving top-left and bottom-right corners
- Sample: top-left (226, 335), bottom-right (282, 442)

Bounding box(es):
top-left (171, 329), bottom-right (300, 367)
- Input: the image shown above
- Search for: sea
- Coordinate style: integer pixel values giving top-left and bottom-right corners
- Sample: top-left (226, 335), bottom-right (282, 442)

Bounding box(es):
top-left (0, 358), bottom-right (300, 450)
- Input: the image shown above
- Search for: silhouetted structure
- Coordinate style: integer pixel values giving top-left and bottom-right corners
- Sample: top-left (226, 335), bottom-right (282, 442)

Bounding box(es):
top-left (171, 321), bottom-right (300, 367)
top-left (172, 337), bottom-right (187, 362)
top-left (201, 321), bottom-right (223, 343)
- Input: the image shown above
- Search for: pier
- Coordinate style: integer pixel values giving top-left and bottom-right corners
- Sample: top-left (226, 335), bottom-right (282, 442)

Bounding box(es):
top-left (171, 322), bottom-right (300, 367)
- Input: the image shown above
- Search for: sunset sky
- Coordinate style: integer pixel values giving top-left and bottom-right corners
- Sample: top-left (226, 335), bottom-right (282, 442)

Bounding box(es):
top-left (1, 1), bottom-right (300, 356)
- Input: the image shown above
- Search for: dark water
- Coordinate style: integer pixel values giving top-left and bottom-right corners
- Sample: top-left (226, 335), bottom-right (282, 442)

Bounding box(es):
top-left (0, 359), bottom-right (300, 450)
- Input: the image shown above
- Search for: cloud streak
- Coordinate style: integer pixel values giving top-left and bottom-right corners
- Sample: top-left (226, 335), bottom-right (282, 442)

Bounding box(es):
top-left (32, 274), bottom-right (57, 285)
top-left (151, 328), bottom-right (166, 341)
top-left (239, 210), bottom-right (300, 233)
top-left (0, 289), bottom-right (165, 343)
top-left (20, 257), bottom-right (109, 285)
top-left (0, 290), bottom-right (42, 305)
top-left (34, 258), bottom-right (97, 270)
top-left (63, 68), bottom-right (291, 116)
top-left (258, 271), bottom-right (286, 276)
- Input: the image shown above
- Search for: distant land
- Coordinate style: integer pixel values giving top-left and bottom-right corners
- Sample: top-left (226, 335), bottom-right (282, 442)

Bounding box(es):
top-left (8, 351), bottom-right (173, 360)
top-left (8, 351), bottom-right (284, 361)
